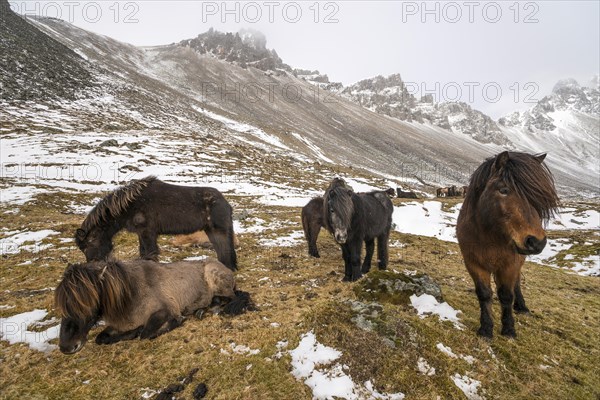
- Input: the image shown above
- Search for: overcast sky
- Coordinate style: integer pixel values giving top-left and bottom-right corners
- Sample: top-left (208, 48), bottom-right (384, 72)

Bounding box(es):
top-left (11, 1), bottom-right (600, 118)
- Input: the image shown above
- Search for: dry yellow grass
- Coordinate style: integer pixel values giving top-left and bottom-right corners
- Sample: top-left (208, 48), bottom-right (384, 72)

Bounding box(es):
top-left (0, 192), bottom-right (599, 400)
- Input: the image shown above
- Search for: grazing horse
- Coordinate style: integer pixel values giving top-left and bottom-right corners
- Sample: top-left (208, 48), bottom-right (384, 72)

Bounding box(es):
top-left (55, 259), bottom-right (252, 354)
top-left (75, 176), bottom-right (237, 270)
top-left (436, 187), bottom-right (448, 197)
top-left (301, 197), bottom-right (324, 258)
top-left (456, 152), bottom-right (559, 338)
top-left (323, 178), bottom-right (394, 281)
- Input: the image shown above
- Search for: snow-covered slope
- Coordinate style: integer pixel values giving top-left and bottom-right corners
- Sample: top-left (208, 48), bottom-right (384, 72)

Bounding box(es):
top-left (1, 8), bottom-right (597, 197)
top-left (498, 79), bottom-right (599, 193)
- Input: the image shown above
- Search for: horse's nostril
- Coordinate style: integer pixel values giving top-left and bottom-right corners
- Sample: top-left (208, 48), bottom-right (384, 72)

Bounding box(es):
top-left (525, 236), bottom-right (547, 252)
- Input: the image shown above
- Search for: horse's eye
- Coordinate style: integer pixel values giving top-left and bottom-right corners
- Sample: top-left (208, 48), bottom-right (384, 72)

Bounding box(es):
top-left (499, 187), bottom-right (510, 195)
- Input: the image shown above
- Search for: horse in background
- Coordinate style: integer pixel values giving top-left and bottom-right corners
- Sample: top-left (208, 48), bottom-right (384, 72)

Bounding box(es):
top-left (396, 188), bottom-right (418, 199)
top-left (456, 152), bottom-right (559, 338)
top-left (301, 197), bottom-right (324, 258)
top-left (323, 178), bottom-right (394, 281)
top-left (75, 176), bottom-right (238, 270)
top-left (55, 258), bottom-right (252, 354)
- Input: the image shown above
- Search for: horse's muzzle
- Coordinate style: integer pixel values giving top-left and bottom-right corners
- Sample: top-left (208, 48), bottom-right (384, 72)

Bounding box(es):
top-left (517, 235), bottom-right (547, 255)
top-left (59, 341), bottom-right (84, 355)
top-left (334, 232), bottom-right (347, 244)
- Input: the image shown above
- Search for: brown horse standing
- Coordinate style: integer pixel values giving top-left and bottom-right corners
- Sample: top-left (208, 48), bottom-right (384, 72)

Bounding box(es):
top-left (456, 152), bottom-right (559, 338)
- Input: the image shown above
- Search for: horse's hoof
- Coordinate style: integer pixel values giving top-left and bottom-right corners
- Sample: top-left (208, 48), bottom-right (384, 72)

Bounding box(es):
top-left (377, 265), bottom-right (387, 271)
top-left (194, 309), bottom-right (206, 319)
top-left (342, 276), bottom-right (351, 282)
top-left (350, 274), bottom-right (363, 282)
top-left (501, 328), bottom-right (517, 338)
top-left (514, 306), bottom-right (531, 314)
top-left (477, 327), bottom-right (493, 339)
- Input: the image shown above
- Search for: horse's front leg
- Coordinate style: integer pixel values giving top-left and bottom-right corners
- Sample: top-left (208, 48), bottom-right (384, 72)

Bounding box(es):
top-left (361, 239), bottom-right (375, 274)
top-left (376, 231), bottom-right (389, 270)
top-left (468, 266), bottom-right (494, 338)
top-left (140, 309), bottom-right (185, 340)
top-left (513, 274), bottom-right (530, 314)
top-left (138, 231), bottom-right (159, 261)
top-left (348, 239), bottom-right (363, 281)
top-left (341, 245), bottom-right (352, 281)
top-left (497, 268), bottom-right (519, 338)
top-left (95, 326), bottom-right (142, 345)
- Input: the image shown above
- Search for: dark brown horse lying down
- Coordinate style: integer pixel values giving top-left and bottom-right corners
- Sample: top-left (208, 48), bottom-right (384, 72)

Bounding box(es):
top-left (55, 258), bottom-right (251, 354)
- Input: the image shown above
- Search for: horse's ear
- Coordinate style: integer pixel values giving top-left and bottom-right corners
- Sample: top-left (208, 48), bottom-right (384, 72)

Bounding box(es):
top-left (75, 229), bottom-right (87, 240)
top-left (535, 153), bottom-right (547, 163)
top-left (493, 151), bottom-right (510, 173)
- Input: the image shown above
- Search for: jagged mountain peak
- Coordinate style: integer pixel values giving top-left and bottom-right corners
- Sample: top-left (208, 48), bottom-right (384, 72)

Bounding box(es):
top-left (339, 73), bottom-right (510, 145)
top-left (552, 78), bottom-right (581, 93)
top-left (178, 28), bottom-right (290, 73)
top-left (500, 77), bottom-right (599, 132)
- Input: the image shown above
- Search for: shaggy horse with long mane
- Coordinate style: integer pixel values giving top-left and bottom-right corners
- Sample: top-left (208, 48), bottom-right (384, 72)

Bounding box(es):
top-left (55, 258), bottom-right (251, 354)
top-left (456, 151), bottom-right (559, 338)
top-left (323, 178), bottom-right (394, 282)
top-left (75, 176), bottom-right (237, 270)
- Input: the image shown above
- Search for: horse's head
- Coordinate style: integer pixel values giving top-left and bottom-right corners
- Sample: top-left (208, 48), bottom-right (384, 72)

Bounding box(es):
top-left (324, 182), bottom-right (354, 244)
top-left (55, 261), bottom-right (131, 354)
top-left (55, 262), bottom-right (105, 354)
top-left (75, 226), bottom-right (113, 262)
top-left (58, 315), bottom-right (98, 354)
top-left (476, 151), bottom-right (558, 255)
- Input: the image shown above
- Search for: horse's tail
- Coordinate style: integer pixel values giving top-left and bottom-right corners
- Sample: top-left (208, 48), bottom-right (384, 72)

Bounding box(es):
top-left (222, 290), bottom-right (254, 315)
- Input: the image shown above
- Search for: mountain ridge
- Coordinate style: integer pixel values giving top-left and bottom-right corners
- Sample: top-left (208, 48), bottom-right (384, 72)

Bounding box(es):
top-left (1, 16), bottom-right (597, 197)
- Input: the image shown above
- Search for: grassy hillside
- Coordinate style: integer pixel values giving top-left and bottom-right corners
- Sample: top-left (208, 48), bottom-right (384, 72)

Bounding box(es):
top-left (1, 189), bottom-right (598, 400)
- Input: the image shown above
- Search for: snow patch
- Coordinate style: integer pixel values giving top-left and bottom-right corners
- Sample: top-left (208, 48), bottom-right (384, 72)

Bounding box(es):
top-left (410, 294), bottom-right (463, 329)
top-left (393, 201), bottom-right (459, 243)
top-left (0, 230), bottom-right (59, 255)
top-left (289, 331), bottom-right (404, 400)
top-left (0, 309), bottom-right (59, 353)
top-left (451, 374), bottom-right (484, 400)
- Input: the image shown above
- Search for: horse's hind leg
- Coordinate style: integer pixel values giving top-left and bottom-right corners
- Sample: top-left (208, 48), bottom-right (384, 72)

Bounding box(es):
top-left (376, 231), bottom-right (389, 270)
top-left (140, 309), bottom-right (184, 340)
top-left (206, 228), bottom-right (237, 271)
top-left (468, 265), bottom-right (494, 338)
top-left (307, 222), bottom-right (321, 258)
top-left (361, 239), bottom-right (375, 274)
top-left (513, 274), bottom-right (530, 314)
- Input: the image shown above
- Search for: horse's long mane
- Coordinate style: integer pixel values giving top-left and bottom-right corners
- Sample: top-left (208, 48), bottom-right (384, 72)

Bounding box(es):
top-left (81, 176), bottom-right (156, 231)
top-left (324, 178), bottom-right (355, 226)
top-left (55, 261), bottom-right (135, 322)
top-left (464, 152), bottom-right (560, 221)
